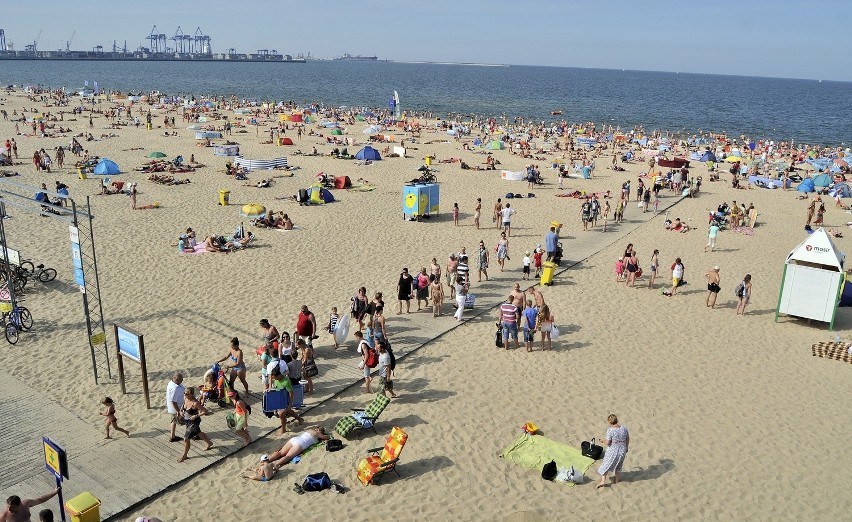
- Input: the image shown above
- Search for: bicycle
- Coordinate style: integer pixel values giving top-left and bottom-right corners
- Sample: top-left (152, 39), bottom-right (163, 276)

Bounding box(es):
top-left (1, 300), bottom-right (32, 345)
top-left (19, 263), bottom-right (57, 283)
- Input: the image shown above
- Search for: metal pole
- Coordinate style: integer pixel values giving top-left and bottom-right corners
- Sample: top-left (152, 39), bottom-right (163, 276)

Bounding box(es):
top-left (70, 199), bottom-right (99, 384)
top-left (85, 196), bottom-right (111, 380)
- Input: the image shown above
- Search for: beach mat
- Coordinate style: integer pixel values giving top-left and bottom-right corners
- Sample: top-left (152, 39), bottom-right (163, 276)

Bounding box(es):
top-left (812, 341), bottom-right (852, 364)
top-left (499, 433), bottom-right (594, 486)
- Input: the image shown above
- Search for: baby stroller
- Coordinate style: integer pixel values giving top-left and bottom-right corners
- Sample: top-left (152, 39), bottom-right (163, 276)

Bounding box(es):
top-left (708, 212), bottom-right (727, 230)
top-left (200, 363), bottom-right (234, 408)
top-left (552, 242), bottom-right (564, 265)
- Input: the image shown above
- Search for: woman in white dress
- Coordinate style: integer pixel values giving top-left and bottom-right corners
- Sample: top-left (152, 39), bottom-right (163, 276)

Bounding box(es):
top-left (597, 414), bottom-right (630, 489)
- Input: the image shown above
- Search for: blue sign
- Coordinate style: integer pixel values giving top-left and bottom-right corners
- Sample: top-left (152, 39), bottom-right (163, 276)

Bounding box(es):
top-left (116, 326), bottom-right (141, 362)
top-left (70, 243), bottom-right (85, 287)
top-left (43, 437), bottom-right (68, 480)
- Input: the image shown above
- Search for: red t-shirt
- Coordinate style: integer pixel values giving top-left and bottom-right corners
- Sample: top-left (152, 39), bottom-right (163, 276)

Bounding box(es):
top-left (296, 311), bottom-right (314, 336)
top-left (533, 252), bottom-right (543, 267)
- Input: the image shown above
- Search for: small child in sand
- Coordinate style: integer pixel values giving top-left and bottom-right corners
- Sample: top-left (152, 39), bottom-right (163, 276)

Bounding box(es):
top-left (325, 307), bottom-right (340, 349)
top-left (615, 257), bottom-right (625, 282)
top-left (243, 454), bottom-right (275, 482)
top-left (100, 397), bottom-right (130, 439)
top-left (533, 248), bottom-right (543, 278)
top-left (453, 203), bottom-right (459, 226)
top-left (522, 251), bottom-right (531, 280)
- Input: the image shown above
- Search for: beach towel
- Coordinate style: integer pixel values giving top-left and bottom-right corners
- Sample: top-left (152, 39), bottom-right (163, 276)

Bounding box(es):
top-left (499, 433), bottom-right (595, 487)
top-left (181, 244), bottom-right (211, 255)
top-left (347, 185), bottom-right (377, 192)
top-left (812, 341), bottom-right (852, 364)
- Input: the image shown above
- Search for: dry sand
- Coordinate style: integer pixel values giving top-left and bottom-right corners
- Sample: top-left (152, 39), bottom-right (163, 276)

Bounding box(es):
top-left (0, 90), bottom-right (849, 521)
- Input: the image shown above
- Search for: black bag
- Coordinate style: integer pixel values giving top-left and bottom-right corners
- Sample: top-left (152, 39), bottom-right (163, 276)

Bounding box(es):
top-left (495, 323), bottom-right (503, 347)
top-left (303, 358), bottom-right (319, 378)
top-left (541, 460), bottom-right (557, 481)
top-left (581, 438), bottom-right (604, 460)
top-left (326, 439), bottom-right (344, 452)
top-left (302, 472), bottom-right (332, 492)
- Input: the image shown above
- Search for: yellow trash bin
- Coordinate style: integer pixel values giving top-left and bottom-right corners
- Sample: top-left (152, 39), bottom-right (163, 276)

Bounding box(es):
top-left (550, 221), bottom-right (562, 233)
top-left (65, 491), bottom-right (101, 522)
top-left (541, 261), bottom-right (558, 286)
top-left (424, 156), bottom-right (432, 166)
top-left (218, 189), bottom-right (230, 206)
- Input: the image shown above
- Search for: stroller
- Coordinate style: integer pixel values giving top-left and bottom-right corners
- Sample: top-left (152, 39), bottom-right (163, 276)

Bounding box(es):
top-left (708, 212), bottom-right (727, 230)
top-left (552, 242), bottom-right (564, 265)
top-left (200, 363), bottom-right (234, 408)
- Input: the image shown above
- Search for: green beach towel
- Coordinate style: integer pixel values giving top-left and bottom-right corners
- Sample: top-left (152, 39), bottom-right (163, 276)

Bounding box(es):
top-left (499, 433), bottom-right (595, 486)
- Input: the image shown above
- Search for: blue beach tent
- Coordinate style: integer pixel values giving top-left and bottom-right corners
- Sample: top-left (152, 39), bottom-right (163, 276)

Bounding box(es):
top-left (796, 178), bottom-right (815, 193)
top-left (355, 145), bottom-right (381, 161)
top-left (813, 173), bottom-right (832, 187)
top-left (700, 151), bottom-right (717, 162)
top-left (93, 158), bottom-right (120, 175)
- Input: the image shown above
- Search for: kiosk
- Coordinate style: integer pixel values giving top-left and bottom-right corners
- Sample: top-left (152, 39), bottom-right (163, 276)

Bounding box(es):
top-left (403, 183), bottom-right (439, 219)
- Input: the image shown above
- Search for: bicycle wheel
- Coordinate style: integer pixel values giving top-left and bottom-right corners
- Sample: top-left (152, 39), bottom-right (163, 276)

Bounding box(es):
top-left (38, 268), bottom-right (57, 283)
top-left (18, 307), bottom-right (32, 331)
top-left (5, 322), bottom-right (18, 344)
top-left (18, 261), bottom-right (34, 277)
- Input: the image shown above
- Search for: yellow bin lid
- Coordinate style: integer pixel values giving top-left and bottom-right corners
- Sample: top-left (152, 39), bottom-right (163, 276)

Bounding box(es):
top-left (65, 492), bottom-right (100, 515)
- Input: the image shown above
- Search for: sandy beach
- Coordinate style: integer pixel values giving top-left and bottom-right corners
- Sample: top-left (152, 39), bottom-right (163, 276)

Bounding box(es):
top-left (0, 88), bottom-right (849, 521)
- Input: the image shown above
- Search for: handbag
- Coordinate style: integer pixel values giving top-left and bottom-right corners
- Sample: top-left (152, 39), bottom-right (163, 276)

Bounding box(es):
top-left (581, 438), bottom-right (604, 460)
top-left (541, 460), bottom-right (557, 481)
top-left (550, 324), bottom-right (560, 339)
top-left (303, 357), bottom-right (319, 378)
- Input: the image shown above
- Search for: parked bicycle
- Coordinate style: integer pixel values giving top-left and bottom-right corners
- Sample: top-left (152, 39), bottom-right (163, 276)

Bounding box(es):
top-left (1, 299), bottom-right (32, 344)
top-left (18, 262), bottom-right (57, 283)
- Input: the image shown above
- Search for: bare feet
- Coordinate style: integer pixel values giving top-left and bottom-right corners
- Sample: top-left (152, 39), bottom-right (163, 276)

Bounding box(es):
top-left (205, 443), bottom-right (213, 450)
top-left (596, 483), bottom-right (606, 489)
top-left (178, 456), bottom-right (187, 463)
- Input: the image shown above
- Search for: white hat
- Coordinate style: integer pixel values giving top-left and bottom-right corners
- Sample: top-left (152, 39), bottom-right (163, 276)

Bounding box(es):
top-left (260, 454), bottom-right (270, 462)
top-left (713, 266), bottom-right (720, 271)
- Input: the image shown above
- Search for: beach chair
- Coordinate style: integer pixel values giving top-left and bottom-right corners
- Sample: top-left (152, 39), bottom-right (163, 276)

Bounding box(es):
top-left (356, 426), bottom-right (408, 485)
top-left (334, 394), bottom-right (391, 438)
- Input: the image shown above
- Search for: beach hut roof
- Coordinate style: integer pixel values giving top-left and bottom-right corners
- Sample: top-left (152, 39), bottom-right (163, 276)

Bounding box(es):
top-left (786, 228), bottom-right (844, 271)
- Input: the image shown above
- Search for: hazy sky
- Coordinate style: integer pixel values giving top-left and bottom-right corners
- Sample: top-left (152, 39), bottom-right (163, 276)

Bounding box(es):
top-left (3, 0), bottom-right (850, 81)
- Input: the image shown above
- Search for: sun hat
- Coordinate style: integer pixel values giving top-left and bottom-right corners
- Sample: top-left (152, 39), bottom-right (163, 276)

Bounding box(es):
top-left (261, 454), bottom-right (270, 462)
top-left (713, 266), bottom-right (720, 271)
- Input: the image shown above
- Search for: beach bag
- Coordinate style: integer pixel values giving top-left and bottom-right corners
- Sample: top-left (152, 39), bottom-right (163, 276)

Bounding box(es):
top-left (505, 192), bottom-right (514, 199)
top-left (303, 357), bottom-right (319, 378)
top-left (550, 325), bottom-right (560, 339)
top-left (581, 438), bottom-right (604, 460)
top-left (495, 324), bottom-right (503, 347)
top-left (365, 346), bottom-right (379, 368)
top-left (566, 465), bottom-right (584, 484)
top-left (301, 472), bottom-right (332, 492)
top-left (326, 439), bottom-right (344, 452)
top-left (735, 281), bottom-right (745, 298)
top-left (541, 460), bottom-right (558, 481)
top-left (225, 412), bottom-right (236, 429)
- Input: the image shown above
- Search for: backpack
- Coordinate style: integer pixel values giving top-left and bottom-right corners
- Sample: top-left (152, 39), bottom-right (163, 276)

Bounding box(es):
top-left (418, 273), bottom-right (429, 289)
top-left (541, 460), bottom-right (557, 481)
top-left (351, 295), bottom-right (365, 316)
top-left (326, 439), bottom-right (344, 452)
top-left (735, 281), bottom-right (745, 298)
top-left (380, 338), bottom-right (396, 372)
top-left (301, 472), bottom-right (332, 492)
top-left (365, 345), bottom-right (379, 368)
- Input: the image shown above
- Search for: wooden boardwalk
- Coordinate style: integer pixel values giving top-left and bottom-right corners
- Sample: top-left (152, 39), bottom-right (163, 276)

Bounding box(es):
top-left (0, 198), bottom-right (677, 519)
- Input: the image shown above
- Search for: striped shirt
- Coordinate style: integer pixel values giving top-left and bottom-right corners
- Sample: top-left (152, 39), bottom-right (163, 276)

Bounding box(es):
top-left (500, 303), bottom-right (519, 323)
top-left (456, 262), bottom-right (470, 281)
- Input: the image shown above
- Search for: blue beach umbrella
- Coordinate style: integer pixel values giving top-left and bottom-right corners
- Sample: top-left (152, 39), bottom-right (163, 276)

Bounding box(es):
top-left (93, 158), bottom-right (120, 175)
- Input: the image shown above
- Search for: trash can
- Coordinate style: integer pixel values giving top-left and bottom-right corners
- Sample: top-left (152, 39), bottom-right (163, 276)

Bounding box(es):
top-left (424, 156), bottom-right (432, 166)
top-left (218, 189), bottom-right (230, 206)
top-left (541, 261), bottom-right (558, 286)
top-left (550, 221), bottom-right (563, 234)
top-left (65, 491), bottom-right (101, 522)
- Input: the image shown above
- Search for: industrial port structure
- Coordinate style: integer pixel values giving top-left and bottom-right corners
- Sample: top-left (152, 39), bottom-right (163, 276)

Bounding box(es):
top-left (0, 26), bottom-right (305, 62)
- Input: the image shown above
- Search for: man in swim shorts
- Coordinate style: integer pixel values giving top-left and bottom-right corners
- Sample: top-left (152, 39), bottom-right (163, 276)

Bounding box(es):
top-left (705, 266), bottom-right (721, 308)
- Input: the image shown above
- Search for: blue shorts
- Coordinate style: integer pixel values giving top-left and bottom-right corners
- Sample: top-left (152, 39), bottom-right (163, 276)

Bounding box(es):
top-left (502, 322), bottom-right (518, 341)
top-left (523, 328), bottom-right (535, 342)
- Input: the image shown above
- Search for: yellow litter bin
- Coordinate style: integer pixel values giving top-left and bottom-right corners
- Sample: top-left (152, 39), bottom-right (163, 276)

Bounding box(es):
top-left (550, 221), bottom-right (562, 233)
top-left (218, 189), bottom-right (230, 206)
top-left (424, 156), bottom-right (432, 166)
top-left (65, 491), bottom-right (101, 522)
top-left (541, 261), bottom-right (558, 286)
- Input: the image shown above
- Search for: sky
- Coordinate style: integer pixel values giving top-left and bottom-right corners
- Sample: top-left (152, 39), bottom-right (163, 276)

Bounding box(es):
top-left (3, 0), bottom-right (851, 81)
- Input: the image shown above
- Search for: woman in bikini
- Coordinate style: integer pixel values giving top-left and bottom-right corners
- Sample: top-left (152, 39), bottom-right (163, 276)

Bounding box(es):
top-left (218, 337), bottom-right (250, 395)
top-left (270, 426), bottom-right (330, 470)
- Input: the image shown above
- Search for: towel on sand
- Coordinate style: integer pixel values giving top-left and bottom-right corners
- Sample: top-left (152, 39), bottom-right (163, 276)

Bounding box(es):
top-left (499, 433), bottom-right (595, 486)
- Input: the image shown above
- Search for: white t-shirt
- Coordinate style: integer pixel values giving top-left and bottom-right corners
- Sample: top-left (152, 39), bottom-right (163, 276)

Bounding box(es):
top-left (501, 207), bottom-right (515, 223)
top-left (672, 263), bottom-right (684, 279)
top-left (266, 359), bottom-right (285, 378)
top-left (165, 380), bottom-right (185, 414)
top-left (523, 255), bottom-right (531, 267)
top-left (378, 352), bottom-right (392, 377)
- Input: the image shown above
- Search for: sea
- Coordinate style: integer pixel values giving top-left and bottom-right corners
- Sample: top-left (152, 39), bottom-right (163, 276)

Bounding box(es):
top-left (2, 60), bottom-right (850, 146)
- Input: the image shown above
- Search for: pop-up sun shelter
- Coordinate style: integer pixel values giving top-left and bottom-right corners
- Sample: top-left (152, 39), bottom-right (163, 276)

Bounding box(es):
top-left (355, 146), bottom-right (381, 161)
top-left (775, 228), bottom-right (846, 330)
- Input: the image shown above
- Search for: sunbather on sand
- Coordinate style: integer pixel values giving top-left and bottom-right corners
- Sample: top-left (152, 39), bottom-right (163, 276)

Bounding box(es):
top-left (270, 426), bottom-right (329, 470)
top-left (204, 235), bottom-right (227, 253)
top-left (226, 232), bottom-right (255, 249)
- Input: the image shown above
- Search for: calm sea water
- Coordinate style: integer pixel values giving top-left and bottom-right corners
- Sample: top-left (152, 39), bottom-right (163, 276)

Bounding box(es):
top-left (2, 60), bottom-right (850, 145)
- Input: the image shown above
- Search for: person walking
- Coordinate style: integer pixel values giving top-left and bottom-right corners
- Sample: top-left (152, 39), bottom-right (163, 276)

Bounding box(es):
top-left (500, 203), bottom-right (516, 236)
top-left (429, 274), bottom-right (444, 317)
top-left (165, 372), bottom-right (185, 443)
top-left (397, 268), bottom-right (415, 314)
top-left (218, 337), bottom-right (250, 395)
top-left (736, 274), bottom-right (752, 315)
top-left (596, 414), bottom-right (630, 489)
top-left (496, 232), bottom-right (509, 271)
top-left (477, 241), bottom-right (490, 282)
top-left (706, 266), bottom-right (721, 308)
top-left (445, 254), bottom-right (458, 299)
top-left (705, 222), bottom-right (720, 252)
top-left (294, 305), bottom-right (317, 347)
top-left (498, 296), bottom-right (520, 350)
top-left (177, 387), bottom-right (213, 462)
top-left (545, 226), bottom-right (558, 262)
top-left (648, 249), bottom-right (659, 289)
top-left (100, 397), bottom-right (130, 439)
top-left (663, 257), bottom-right (684, 297)
top-left (453, 275), bottom-right (469, 322)
top-left (493, 197), bottom-right (503, 228)
top-left (474, 197), bottom-right (482, 229)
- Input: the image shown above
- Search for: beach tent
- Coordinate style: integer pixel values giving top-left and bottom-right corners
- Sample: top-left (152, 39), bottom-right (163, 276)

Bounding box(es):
top-left (147, 151), bottom-right (167, 158)
top-left (700, 151), bottom-right (717, 162)
top-left (290, 114), bottom-right (303, 123)
top-left (330, 129), bottom-right (343, 136)
top-left (307, 184), bottom-right (335, 204)
top-left (813, 173), bottom-right (832, 187)
top-left (355, 146), bottom-right (381, 161)
top-left (796, 178), bottom-right (815, 193)
top-left (775, 228), bottom-right (846, 330)
top-left (485, 140), bottom-right (504, 150)
top-left (93, 158), bottom-right (120, 175)
top-left (472, 138), bottom-right (483, 146)
top-left (278, 137), bottom-right (294, 146)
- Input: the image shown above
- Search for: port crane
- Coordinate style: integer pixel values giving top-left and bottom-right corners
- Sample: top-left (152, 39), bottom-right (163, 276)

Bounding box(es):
top-left (24, 28), bottom-right (42, 52)
top-left (65, 30), bottom-right (75, 52)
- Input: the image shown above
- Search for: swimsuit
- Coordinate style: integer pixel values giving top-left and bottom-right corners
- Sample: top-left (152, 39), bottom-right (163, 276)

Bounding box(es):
top-left (292, 431), bottom-right (319, 450)
top-left (228, 353), bottom-right (245, 372)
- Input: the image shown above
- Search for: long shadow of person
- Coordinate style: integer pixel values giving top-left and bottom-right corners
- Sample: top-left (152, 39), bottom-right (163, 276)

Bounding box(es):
top-left (621, 458), bottom-right (675, 482)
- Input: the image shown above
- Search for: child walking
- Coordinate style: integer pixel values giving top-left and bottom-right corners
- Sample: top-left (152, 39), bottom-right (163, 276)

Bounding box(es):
top-left (452, 203), bottom-right (460, 226)
top-left (325, 306), bottom-right (340, 349)
top-left (100, 397), bottom-right (130, 439)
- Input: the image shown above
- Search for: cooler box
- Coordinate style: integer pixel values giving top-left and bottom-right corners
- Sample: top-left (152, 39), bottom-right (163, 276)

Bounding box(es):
top-left (218, 189), bottom-right (230, 206)
top-left (262, 389), bottom-right (289, 412)
top-left (464, 294), bottom-right (476, 310)
top-left (292, 383), bottom-right (305, 408)
top-left (541, 261), bottom-right (558, 286)
top-left (65, 492), bottom-right (101, 522)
